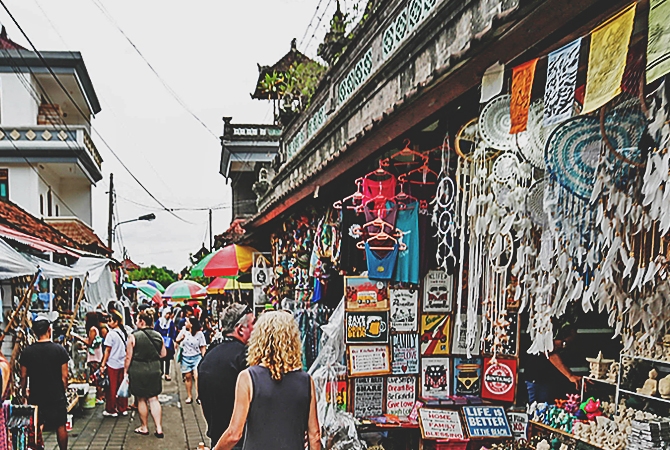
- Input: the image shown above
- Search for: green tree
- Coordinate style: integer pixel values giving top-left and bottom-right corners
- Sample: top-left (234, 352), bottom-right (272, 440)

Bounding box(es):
top-left (127, 265), bottom-right (178, 288)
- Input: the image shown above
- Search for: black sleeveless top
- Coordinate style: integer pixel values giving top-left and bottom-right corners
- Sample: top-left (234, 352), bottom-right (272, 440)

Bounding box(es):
top-left (244, 365), bottom-right (311, 450)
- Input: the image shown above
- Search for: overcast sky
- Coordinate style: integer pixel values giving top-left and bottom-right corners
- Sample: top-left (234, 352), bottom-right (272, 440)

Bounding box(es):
top-left (0, 0), bottom-right (352, 271)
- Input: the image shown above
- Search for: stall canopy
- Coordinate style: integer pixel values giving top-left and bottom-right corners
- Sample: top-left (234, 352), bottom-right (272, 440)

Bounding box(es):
top-left (0, 224), bottom-right (80, 257)
top-left (0, 237), bottom-right (38, 280)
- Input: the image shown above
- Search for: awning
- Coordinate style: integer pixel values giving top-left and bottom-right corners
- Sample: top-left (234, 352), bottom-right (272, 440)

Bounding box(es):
top-left (0, 224), bottom-right (80, 257)
top-left (0, 237), bottom-right (38, 280)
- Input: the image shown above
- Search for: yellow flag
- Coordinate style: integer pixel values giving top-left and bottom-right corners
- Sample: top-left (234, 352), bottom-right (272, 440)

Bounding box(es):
top-left (647, 0), bottom-right (670, 84)
top-left (583, 4), bottom-right (636, 113)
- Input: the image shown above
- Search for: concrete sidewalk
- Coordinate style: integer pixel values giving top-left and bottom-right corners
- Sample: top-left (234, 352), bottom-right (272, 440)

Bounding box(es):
top-left (43, 363), bottom-right (209, 449)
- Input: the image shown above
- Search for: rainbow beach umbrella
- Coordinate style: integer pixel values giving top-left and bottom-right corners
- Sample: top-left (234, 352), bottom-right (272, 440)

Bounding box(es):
top-left (190, 245), bottom-right (264, 278)
top-left (203, 277), bottom-right (253, 295)
top-left (135, 283), bottom-right (163, 305)
top-left (163, 280), bottom-right (206, 300)
top-left (137, 279), bottom-right (166, 293)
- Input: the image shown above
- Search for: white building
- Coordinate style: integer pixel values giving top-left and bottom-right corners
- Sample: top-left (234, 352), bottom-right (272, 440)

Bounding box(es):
top-left (0, 28), bottom-right (102, 227)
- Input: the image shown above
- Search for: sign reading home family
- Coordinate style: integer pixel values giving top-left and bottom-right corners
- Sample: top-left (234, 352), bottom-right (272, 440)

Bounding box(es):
top-left (418, 408), bottom-right (464, 440)
top-left (348, 344), bottom-right (391, 377)
top-left (422, 270), bottom-right (453, 312)
top-left (386, 376), bottom-right (416, 418)
top-left (345, 276), bottom-right (389, 311)
top-left (390, 289), bottom-right (418, 332)
top-left (346, 311), bottom-right (389, 343)
top-left (392, 333), bottom-right (419, 374)
top-left (462, 406), bottom-right (512, 438)
top-left (353, 376), bottom-right (384, 418)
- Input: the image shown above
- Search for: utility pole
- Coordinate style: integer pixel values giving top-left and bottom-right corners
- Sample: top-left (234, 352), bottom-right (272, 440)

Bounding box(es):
top-left (107, 173), bottom-right (114, 250)
top-left (209, 208), bottom-right (213, 251)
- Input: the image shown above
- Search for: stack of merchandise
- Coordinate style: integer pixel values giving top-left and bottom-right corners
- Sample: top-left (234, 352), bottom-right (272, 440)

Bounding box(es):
top-left (627, 419), bottom-right (670, 450)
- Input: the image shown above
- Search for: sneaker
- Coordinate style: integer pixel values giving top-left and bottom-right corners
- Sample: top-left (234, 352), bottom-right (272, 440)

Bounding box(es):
top-left (121, 411), bottom-right (129, 416)
top-left (102, 411), bottom-right (118, 418)
top-left (96, 399), bottom-right (105, 405)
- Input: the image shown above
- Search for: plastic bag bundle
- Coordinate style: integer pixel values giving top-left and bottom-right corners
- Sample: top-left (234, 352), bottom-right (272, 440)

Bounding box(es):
top-left (117, 375), bottom-right (130, 398)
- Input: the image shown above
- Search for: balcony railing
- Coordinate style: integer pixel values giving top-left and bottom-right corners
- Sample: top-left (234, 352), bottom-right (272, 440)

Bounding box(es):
top-left (0, 125), bottom-right (102, 170)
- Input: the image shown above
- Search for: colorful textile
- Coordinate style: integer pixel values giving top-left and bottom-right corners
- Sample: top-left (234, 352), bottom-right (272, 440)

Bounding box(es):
top-left (583, 4), bottom-right (636, 113)
top-left (510, 58), bottom-right (538, 134)
top-left (647, 0), bottom-right (670, 83)
top-left (365, 243), bottom-right (399, 281)
top-left (394, 202), bottom-right (420, 284)
top-left (480, 62), bottom-right (505, 103)
top-left (544, 38), bottom-right (581, 127)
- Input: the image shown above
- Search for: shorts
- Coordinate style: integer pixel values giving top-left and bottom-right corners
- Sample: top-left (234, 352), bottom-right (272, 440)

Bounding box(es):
top-left (35, 400), bottom-right (67, 430)
top-left (180, 354), bottom-right (202, 374)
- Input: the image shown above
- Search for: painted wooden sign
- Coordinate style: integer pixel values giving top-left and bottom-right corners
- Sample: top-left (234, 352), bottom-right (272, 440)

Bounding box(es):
top-left (348, 344), bottom-right (391, 377)
top-left (418, 408), bottom-right (465, 440)
top-left (422, 270), bottom-right (453, 312)
top-left (390, 288), bottom-right (418, 332)
top-left (453, 357), bottom-right (482, 396)
top-left (353, 376), bottom-right (384, 418)
top-left (345, 310), bottom-right (389, 343)
top-left (386, 376), bottom-right (416, 418)
top-left (421, 357), bottom-right (450, 399)
top-left (462, 406), bottom-right (512, 438)
top-left (392, 333), bottom-right (419, 375)
top-left (451, 314), bottom-right (481, 355)
top-left (481, 357), bottom-right (517, 403)
top-left (420, 314), bottom-right (451, 356)
top-left (345, 276), bottom-right (389, 311)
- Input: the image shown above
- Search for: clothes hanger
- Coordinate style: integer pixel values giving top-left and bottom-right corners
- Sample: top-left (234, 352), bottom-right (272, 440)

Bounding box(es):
top-left (384, 139), bottom-right (429, 167)
top-left (399, 163), bottom-right (438, 185)
top-left (333, 178), bottom-right (364, 209)
top-left (364, 159), bottom-right (394, 181)
top-left (356, 230), bottom-right (407, 251)
top-left (394, 181), bottom-right (418, 209)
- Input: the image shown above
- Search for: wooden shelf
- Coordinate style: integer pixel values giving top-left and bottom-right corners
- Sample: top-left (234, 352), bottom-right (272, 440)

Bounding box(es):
top-left (618, 389), bottom-right (670, 404)
top-left (620, 355), bottom-right (670, 365)
top-left (529, 421), bottom-right (605, 449)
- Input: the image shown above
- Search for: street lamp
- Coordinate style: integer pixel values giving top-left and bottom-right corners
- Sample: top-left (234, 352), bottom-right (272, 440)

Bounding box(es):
top-left (109, 213), bottom-right (156, 247)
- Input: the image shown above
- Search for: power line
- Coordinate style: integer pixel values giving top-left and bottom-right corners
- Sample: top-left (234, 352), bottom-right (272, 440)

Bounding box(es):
top-left (299, 0), bottom-right (327, 48)
top-left (303, 0), bottom-right (335, 55)
top-left (0, 0), bottom-right (193, 224)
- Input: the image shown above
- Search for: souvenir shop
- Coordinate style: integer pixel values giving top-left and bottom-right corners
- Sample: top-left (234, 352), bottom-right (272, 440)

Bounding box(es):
top-left (253, 1), bottom-right (670, 449)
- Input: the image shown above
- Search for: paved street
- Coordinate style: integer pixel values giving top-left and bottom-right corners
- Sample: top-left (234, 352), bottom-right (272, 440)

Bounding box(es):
top-left (43, 364), bottom-right (210, 450)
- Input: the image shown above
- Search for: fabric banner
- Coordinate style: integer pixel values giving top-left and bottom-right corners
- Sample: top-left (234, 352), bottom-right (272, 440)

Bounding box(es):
top-left (583, 4), bottom-right (636, 113)
top-left (544, 38), bottom-right (582, 127)
top-left (481, 62), bottom-right (505, 103)
top-left (647, 0), bottom-right (670, 83)
top-left (510, 58), bottom-right (538, 134)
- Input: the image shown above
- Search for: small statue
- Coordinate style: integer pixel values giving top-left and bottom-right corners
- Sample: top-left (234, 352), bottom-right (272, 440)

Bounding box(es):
top-left (586, 351), bottom-right (614, 379)
top-left (536, 439), bottom-right (551, 450)
top-left (658, 374), bottom-right (670, 399)
top-left (637, 368), bottom-right (658, 396)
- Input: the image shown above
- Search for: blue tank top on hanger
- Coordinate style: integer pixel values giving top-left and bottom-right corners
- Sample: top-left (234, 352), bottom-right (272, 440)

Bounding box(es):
top-left (365, 242), bottom-right (399, 281)
top-left (394, 201), bottom-right (420, 284)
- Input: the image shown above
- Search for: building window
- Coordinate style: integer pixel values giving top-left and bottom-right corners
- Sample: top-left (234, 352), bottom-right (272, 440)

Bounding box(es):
top-left (0, 169), bottom-right (8, 200)
top-left (47, 189), bottom-right (52, 216)
top-left (40, 194), bottom-right (44, 215)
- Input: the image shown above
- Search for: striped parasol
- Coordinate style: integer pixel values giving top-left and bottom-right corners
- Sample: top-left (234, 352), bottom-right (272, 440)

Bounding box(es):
top-left (163, 280), bottom-right (206, 300)
top-left (203, 277), bottom-right (253, 295)
top-left (190, 245), bottom-right (264, 277)
top-left (137, 279), bottom-right (166, 293)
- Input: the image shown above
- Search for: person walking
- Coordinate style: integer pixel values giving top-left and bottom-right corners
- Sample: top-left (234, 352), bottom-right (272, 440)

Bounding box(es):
top-left (19, 314), bottom-right (70, 450)
top-left (125, 311), bottom-right (166, 438)
top-left (154, 308), bottom-right (176, 381)
top-left (213, 311), bottom-right (321, 450)
top-left (74, 312), bottom-right (105, 403)
top-left (100, 310), bottom-right (128, 417)
top-left (198, 304), bottom-right (254, 448)
top-left (175, 316), bottom-right (206, 404)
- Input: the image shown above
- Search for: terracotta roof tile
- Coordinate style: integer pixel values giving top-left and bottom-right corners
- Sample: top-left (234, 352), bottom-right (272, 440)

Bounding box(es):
top-left (0, 199), bottom-right (78, 249)
top-left (45, 218), bottom-right (111, 256)
top-left (0, 26), bottom-right (26, 50)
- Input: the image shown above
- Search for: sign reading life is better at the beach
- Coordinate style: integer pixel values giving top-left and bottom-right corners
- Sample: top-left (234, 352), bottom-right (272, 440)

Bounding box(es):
top-left (462, 406), bottom-right (512, 438)
top-left (418, 408), bottom-right (464, 440)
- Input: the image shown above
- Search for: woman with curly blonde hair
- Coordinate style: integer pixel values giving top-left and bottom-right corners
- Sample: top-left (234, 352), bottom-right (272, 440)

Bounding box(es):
top-left (213, 311), bottom-right (321, 450)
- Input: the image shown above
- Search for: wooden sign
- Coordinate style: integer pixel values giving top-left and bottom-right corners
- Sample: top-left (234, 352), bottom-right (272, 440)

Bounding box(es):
top-left (507, 412), bottom-right (528, 441)
top-left (390, 289), bottom-right (418, 332)
top-left (481, 357), bottom-right (517, 403)
top-left (453, 357), bottom-right (482, 396)
top-left (422, 270), bottom-right (453, 312)
top-left (348, 344), bottom-right (391, 377)
top-left (482, 313), bottom-right (518, 356)
top-left (353, 376), bottom-right (384, 418)
top-left (451, 314), bottom-right (481, 355)
top-left (346, 311), bottom-right (389, 343)
top-left (386, 376), bottom-right (416, 418)
top-left (392, 333), bottom-right (419, 375)
top-left (420, 314), bottom-right (451, 356)
top-left (325, 380), bottom-right (347, 411)
top-left (345, 276), bottom-right (389, 311)
top-left (421, 357), bottom-right (450, 399)
top-left (462, 406), bottom-right (512, 438)
top-left (418, 408), bottom-right (465, 440)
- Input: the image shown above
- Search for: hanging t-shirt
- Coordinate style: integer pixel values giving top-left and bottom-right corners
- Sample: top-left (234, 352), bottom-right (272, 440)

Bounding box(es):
top-left (365, 242), bottom-right (399, 281)
top-left (394, 201), bottom-right (420, 284)
top-left (339, 207), bottom-right (365, 274)
top-left (362, 174), bottom-right (397, 202)
top-left (363, 200), bottom-right (398, 231)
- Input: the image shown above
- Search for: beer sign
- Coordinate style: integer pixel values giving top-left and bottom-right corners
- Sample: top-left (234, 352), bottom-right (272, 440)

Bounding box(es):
top-left (481, 357), bottom-right (517, 403)
top-left (345, 311), bottom-right (389, 343)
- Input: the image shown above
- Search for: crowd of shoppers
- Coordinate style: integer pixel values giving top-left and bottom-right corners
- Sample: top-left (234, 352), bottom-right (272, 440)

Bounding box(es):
top-left (17, 299), bottom-right (322, 450)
